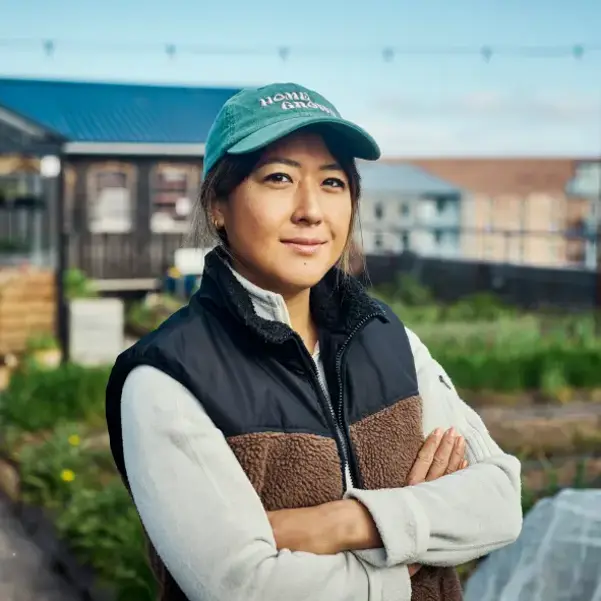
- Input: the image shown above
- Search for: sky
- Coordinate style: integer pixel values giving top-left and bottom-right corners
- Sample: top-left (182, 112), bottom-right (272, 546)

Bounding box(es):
top-left (0, 0), bottom-right (600, 157)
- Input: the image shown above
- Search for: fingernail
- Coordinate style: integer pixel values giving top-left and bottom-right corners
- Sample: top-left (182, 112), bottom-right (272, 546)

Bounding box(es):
top-left (434, 428), bottom-right (443, 438)
top-left (447, 427), bottom-right (456, 437)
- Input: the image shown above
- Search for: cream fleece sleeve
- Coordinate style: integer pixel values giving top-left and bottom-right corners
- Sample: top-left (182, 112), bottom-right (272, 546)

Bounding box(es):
top-left (121, 365), bottom-right (412, 601)
top-left (345, 327), bottom-right (523, 568)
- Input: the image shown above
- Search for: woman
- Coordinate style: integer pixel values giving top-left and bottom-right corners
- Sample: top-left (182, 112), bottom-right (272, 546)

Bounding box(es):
top-left (105, 83), bottom-right (522, 601)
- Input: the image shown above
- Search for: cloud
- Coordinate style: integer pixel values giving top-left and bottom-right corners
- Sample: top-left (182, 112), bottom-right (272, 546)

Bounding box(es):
top-left (353, 110), bottom-right (601, 156)
top-left (374, 91), bottom-right (599, 124)
top-left (355, 90), bottom-right (600, 155)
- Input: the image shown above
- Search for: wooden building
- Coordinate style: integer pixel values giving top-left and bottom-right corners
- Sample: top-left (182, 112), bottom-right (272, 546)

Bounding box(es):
top-left (0, 77), bottom-right (239, 290)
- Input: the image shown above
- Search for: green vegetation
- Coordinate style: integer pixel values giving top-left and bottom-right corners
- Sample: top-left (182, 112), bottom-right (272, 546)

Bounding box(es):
top-left (64, 268), bottom-right (99, 299)
top-left (126, 293), bottom-right (183, 336)
top-left (371, 275), bottom-right (601, 397)
top-left (25, 332), bottom-right (60, 353)
top-left (0, 363), bottom-right (154, 600)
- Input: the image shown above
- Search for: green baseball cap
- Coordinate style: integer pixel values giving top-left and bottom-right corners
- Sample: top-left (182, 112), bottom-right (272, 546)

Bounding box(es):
top-left (203, 82), bottom-right (381, 176)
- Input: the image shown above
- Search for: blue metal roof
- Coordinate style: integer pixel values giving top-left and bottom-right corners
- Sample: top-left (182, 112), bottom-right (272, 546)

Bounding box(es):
top-left (0, 78), bottom-right (240, 144)
top-left (358, 161), bottom-right (462, 196)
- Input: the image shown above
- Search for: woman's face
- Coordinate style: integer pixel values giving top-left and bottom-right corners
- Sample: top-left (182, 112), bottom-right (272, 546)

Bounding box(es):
top-left (213, 131), bottom-right (353, 296)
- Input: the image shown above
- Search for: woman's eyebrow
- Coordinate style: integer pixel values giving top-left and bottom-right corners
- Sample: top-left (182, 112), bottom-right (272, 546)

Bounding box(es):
top-left (257, 157), bottom-right (343, 172)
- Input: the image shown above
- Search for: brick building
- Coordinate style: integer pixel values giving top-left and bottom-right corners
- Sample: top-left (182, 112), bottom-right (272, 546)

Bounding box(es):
top-left (400, 158), bottom-right (591, 268)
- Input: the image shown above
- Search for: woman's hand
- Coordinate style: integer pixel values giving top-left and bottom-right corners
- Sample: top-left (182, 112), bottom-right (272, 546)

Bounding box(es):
top-left (406, 427), bottom-right (468, 577)
top-left (268, 427), bottom-right (469, 565)
top-left (407, 427), bottom-right (468, 486)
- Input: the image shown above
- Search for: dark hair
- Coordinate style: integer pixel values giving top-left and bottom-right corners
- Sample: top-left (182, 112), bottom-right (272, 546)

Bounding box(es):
top-left (189, 129), bottom-right (363, 273)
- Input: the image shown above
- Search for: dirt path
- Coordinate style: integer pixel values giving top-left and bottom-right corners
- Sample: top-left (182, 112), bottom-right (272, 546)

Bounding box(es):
top-left (0, 498), bottom-right (82, 601)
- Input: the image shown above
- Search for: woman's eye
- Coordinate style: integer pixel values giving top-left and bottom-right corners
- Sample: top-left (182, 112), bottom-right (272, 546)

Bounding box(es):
top-left (264, 172), bottom-right (292, 184)
top-left (323, 177), bottom-right (346, 189)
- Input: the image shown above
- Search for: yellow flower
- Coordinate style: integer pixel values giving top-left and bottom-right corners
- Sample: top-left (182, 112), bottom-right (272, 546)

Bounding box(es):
top-left (167, 266), bottom-right (181, 279)
top-left (68, 434), bottom-right (81, 447)
top-left (60, 469), bottom-right (75, 482)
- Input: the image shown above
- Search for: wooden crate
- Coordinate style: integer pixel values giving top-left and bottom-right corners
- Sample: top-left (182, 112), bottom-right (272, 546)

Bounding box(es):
top-left (0, 268), bottom-right (56, 354)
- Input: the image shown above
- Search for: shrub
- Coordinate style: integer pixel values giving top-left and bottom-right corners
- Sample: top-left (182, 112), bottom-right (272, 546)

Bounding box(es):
top-left (17, 423), bottom-right (155, 601)
top-left (428, 338), bottom-right (601, 394)
top-left (0, 364), bottom-right (110, 432)
top-left (126, 294), bottom-right (183, 336)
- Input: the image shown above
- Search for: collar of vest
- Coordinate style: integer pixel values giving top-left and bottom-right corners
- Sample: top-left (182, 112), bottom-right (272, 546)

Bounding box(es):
top-left (195, 247), bottom-right (388, 344)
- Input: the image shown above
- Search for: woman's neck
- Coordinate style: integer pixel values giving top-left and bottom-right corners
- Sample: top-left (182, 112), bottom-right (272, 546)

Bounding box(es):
top-left (283, 289), bottom-right (318, 352)
top-left (227, 259), bottom-right (318, 352)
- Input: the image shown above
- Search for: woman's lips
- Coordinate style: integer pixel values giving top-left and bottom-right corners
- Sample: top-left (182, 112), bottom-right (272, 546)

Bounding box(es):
top-left (281, 238), bottom-right (327, 256)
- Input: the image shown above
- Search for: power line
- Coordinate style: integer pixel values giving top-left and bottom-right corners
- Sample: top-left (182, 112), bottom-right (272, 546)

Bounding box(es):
top-left (0, 37), bottom-right (599, 62)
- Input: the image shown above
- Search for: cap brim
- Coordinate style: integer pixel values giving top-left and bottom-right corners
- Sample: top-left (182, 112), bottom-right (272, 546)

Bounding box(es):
top-left (227, 116), bottom-right (381, 161)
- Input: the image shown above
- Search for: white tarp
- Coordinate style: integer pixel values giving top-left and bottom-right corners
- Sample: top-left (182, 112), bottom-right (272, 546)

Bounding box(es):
top-left (464, 489), bottom-right (601, 601)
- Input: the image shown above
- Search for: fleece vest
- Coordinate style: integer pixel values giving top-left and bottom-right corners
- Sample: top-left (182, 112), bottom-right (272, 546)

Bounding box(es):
top-left (105, 249), bottom-right (462, 601)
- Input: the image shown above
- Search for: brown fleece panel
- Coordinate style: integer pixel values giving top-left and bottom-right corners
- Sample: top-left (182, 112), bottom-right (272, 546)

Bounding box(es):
top-left (350, 395), bottom-right (424, 489)
top-left (350, 396), bottom-right (463, 601)
top-left (227, 431), bottom-right (343, 510)
top-left (411, 566), bottom-right (464, 600)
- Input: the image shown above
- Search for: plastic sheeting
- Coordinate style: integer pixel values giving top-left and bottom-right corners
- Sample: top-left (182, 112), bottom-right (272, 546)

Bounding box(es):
top-left (464, 489), bottom-right (601, 601)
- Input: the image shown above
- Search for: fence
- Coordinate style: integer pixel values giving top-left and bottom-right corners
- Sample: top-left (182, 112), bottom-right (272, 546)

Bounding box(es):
top-left (69, 232), bottom-right (184, 281)
top-left (362, 252), bottom-right (598, 310)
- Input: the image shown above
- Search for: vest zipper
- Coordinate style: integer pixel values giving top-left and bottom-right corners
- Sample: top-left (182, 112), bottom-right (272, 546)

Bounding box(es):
top-left (334, 311), bottom-right (381, 490)
top-left (293, 338), bottom-right (353, 493)
top-left (292, 310), bottom-right (380, 493)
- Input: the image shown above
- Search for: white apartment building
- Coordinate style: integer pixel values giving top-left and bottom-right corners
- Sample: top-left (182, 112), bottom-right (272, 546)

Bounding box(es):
top-left (566, 161), bottom-right (601, 270)
top-left (356, 161), bottom-right (464, 258)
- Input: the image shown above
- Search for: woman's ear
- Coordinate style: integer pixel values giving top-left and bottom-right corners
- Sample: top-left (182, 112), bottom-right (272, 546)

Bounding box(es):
top-left (210, 200), bottom-right (226, 230)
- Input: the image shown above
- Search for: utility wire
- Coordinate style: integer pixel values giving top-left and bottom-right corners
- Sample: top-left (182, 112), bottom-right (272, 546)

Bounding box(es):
top-left (0, 37), bottom-right (599, 62)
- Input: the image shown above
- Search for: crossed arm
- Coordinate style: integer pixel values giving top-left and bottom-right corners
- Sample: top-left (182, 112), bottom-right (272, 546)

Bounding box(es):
top-left (268, 426), bottom-right (468, 561)
top-left (268, 328), bottom-right (523, 570)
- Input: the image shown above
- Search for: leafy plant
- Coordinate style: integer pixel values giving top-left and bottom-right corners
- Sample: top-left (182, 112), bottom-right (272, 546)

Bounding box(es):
top-left (17, 424), bottom-right (156, 601)
top-left (26, 332), bottom-right (59, 352)
top-left (64, 268), bottom-right (98, 299)
top-left (0, 363), bottom-right (110, 432)
top-left (126, 294), bottom-right (184, 336)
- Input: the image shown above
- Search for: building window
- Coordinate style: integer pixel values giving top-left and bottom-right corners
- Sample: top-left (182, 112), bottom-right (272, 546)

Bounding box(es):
top-left (436, 198), bottom-right (446, 214)
top-left (0, 156), bottom-right (41, 202)
top-left (434, 229), bottom-right (443, 244)
top-left (401, 232), bottom-right (409, 250)
top-left (374, 232), bottom-right (383, 249)
top-left (151, 164), bottom-right (199, 233)
top-left (87, 162), bottom-right (135, 233)
top-left (485, 196), bottom-right (495, 230)
top-left (519, 197), bottom-right (527, 231)
top-left (400, 203), bottom-right (410, 217)
top-left (374, 203), bottom-right (384, 220)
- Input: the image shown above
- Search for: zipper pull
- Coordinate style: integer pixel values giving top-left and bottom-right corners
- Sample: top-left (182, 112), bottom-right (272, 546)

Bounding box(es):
top-left (439, 374), bottom-right (452, 390)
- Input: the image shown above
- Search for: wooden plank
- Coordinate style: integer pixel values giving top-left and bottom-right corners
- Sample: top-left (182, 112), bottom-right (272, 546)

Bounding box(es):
top-left (0, 315), bottom-right (54, 328)
top-left (0, 302), bottom-right (54, 317)
top-left (0, 268), bottom-right (57, 353)
top-left (93, 278), bottom-right (159, 292)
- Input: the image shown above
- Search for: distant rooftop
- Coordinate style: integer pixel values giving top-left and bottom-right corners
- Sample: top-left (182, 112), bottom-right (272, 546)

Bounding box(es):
top-left (397, 157), bottom-right (585, 196)
top-left (0, 77), bottom-right (240, 144)
top-left (358, 161), bottom-right (462, 196)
